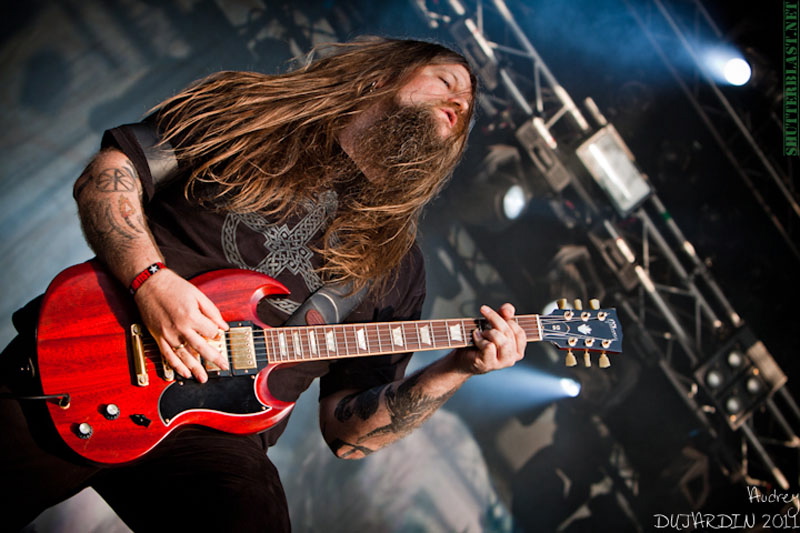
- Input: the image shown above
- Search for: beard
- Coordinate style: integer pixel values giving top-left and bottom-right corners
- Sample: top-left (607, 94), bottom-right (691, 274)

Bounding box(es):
top-left (344, 98), bottom-right (469, 206)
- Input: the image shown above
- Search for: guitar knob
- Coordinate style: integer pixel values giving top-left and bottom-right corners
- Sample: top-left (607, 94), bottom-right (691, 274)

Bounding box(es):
top-left (574, 299), bottom-right (583, 310)
top-left (599, 352), bottom-right (611, 368)
top-left (589, 299), bottom-right (600, 310)
top-left (557, 298), bottom-right (568, 310)
top-left (565, 350), bottom-right (577, 367)
top-left (583, 350), bottom-right (592, 367)
top-left (103, 404), bottom-right (120, 420)
top-left (75, 422), bottom-right (93, 440)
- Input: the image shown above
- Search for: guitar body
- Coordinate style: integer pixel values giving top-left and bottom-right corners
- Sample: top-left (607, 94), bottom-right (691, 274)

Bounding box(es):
top-left (36, 261), bottom-right (295, 465)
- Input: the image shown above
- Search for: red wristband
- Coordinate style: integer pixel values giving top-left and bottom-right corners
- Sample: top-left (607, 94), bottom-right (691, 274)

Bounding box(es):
top-left (129, 262), bottom-right (166, 294)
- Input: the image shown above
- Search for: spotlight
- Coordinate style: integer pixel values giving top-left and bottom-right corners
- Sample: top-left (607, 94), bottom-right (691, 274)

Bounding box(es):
top-left (694, 328), bottom-right (787, 430)
top-left (727, 349), bottom-right (744, 368)
top-left (723, 58), bottom-right (752, 86)
top-left (705, 369), bottom-right (723, 389)
top-left (453, 144), bottom-right (533, 230)
top-left (746, 375), bottom-right (763, 395)
top-left (703, 47), bottom-right (752, 86)
top-left (502, 184), bottom-right (528, 221)
top-left (559, 378), bottom-right (581, 398)
top-left (725, 395), bottom-right (743, 415)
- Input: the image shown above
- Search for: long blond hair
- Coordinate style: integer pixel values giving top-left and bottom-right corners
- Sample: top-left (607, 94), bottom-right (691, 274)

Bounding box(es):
top-left (153, 37), bottom-right (476, 290)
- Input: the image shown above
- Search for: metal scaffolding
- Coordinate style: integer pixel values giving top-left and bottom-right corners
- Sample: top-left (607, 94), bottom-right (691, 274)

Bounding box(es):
top-left (623, 0), bottom-right (799, 263)
top-left (413, 0), bottom-right (800, 518)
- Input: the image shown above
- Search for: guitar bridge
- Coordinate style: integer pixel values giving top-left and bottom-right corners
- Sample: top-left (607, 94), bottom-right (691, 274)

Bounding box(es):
top-left (130, 324), bottom-right (149, 387)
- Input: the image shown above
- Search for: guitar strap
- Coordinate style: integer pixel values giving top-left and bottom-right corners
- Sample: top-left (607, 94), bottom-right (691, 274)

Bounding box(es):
top-left (283, 281), bottom-right (370, 327)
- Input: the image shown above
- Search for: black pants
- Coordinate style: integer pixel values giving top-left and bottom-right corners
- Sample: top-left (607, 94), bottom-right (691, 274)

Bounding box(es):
top-left (0, 331), bottom-right (291, 533)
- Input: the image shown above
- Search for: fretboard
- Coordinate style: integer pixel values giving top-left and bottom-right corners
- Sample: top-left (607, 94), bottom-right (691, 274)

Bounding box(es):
top-left (259, 315), bottom-right (543, 363)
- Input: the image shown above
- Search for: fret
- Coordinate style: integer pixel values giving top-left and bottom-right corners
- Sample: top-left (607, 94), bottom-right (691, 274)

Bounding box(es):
top-left (264, 329), bottom-right (273, 363)
top-left (408, 323), bottom-right (419, 351)
top-left (341, 326), bottom-right (351, 356)
top-left (375, 324), bottom-right (384, 353)
top-left (274, 329), bottom-right (282, 362)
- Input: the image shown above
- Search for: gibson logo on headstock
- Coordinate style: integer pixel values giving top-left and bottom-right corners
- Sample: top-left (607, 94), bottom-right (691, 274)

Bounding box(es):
top-left (607, 318), bottom-right (619, 339)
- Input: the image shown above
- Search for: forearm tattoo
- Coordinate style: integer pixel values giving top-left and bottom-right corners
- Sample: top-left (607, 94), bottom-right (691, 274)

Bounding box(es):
top-left (76, 160), bottom-right (146, 255)
top-left (331, 372), bottom-right (458, 457)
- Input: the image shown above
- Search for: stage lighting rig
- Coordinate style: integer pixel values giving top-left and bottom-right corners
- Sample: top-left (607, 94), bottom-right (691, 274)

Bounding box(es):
top-left (575, 125), bottom-right (653, 218)
top-left (694, 329), bottom-right (787, 431)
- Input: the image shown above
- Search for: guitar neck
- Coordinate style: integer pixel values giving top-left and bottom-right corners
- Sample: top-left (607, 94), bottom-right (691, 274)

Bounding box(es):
top-left (260, 315), bottom-right (543, 363)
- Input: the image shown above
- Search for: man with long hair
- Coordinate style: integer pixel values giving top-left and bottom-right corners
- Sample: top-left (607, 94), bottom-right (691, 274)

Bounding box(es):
top-left (0, 37), bottom-right (526, 531)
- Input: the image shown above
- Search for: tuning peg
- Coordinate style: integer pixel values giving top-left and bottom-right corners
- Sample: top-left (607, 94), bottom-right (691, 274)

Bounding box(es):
top-left (599, 352), bottom-right (611, 369)
top-left (589, 299), bottom-right (600, 310)
top-left (557, 298), bottom-right (568, 310)
top-left (583, 350), bottom-right (591, 367)
top-left (565, 349), bottom-right (577, 367)
top-left (573, 299), bottom-right (583, 310)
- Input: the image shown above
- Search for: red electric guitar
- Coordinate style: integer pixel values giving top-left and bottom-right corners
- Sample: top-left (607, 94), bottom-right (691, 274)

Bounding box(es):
top-left (36, 260), bottom-right (623, 465)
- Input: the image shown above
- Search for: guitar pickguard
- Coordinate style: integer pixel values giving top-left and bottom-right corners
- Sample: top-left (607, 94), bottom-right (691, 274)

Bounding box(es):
top-left (159, 375), bottom-right (268, 424)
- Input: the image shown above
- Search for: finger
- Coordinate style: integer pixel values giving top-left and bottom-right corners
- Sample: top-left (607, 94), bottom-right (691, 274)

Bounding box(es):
top-left (184, 328), bottom-right (228, 372)
top-left (481, 329), bottom-right (518, 364)
top-left (173, 339), bottom-right (209, 383)
top-left (480, 305), bottom-right (513, 336)
top-left (159, 338), bottom-right (193, 380)
top-left (471, 329), bottom-right (497, 371)
top-left (191, 312), bottom-right (228, 344)
top-left (498, 303), bottom-right (516, 320)
top-left (198, 295), bottom-right (229, 331)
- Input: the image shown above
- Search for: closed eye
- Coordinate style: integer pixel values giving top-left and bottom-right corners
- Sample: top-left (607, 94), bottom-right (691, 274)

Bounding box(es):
top-left (439, 76), bottom-right (451, 88)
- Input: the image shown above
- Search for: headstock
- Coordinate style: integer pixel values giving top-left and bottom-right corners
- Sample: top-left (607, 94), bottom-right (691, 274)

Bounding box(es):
top-left (540, 298), bottom-right (622, 369)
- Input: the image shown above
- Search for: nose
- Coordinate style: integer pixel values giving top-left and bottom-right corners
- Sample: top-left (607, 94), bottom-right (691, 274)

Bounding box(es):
top-left (448, 93), bottom-right (470, 115)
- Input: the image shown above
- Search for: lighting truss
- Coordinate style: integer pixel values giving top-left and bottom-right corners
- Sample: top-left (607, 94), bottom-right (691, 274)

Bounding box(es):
top-left (622, 0), bottom-right (800, 262)
top-left (413, 0), bottom-right (800, 511)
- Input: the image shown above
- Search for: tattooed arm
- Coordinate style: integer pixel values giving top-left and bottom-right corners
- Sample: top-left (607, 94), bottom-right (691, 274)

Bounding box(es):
top-left (73, 149), bottom-right (229, 381)
top-left (318, 303), bottom-right (526, 459)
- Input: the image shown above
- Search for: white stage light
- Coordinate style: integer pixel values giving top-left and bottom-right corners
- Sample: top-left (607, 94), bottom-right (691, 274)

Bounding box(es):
top-left (723, 58), bottom-right (751, 86)
top-left (502, 184), bottom-right (527, 221)
top-left (559, 378), bottom-right (581, 398)
top-left (703, 47), bottom-right (752, 86)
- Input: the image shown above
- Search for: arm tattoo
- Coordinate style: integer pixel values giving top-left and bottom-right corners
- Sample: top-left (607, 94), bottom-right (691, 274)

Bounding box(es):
top-left (118, 196), bottom-right (144, 232)
top-left (334, 385), bottom-right (388, 423)
top-left (333, 371), bottom-right (458, 448)
top-left (77, 160), bottom-right (146, 256)
top-left (364, 372), bottom-right (457, 440)
top-left (95, 164), bottom-right (137, 192)
top-left (329, 438), bottom-right (375, 458)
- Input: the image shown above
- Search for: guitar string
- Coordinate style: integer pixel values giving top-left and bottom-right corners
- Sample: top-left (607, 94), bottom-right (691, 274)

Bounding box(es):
top-left (134, 316), bottom-right (608, 365)
top-left (86, 315), bottom-right (608, 382)
top-left (133, 316), bottom-right (549, 369)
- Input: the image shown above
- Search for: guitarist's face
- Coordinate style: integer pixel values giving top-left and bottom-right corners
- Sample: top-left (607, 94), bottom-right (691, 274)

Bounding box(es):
top-left (339, 63), bottom-right (473, 186)
top-left (395, 63), bottom-right (473, 140)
